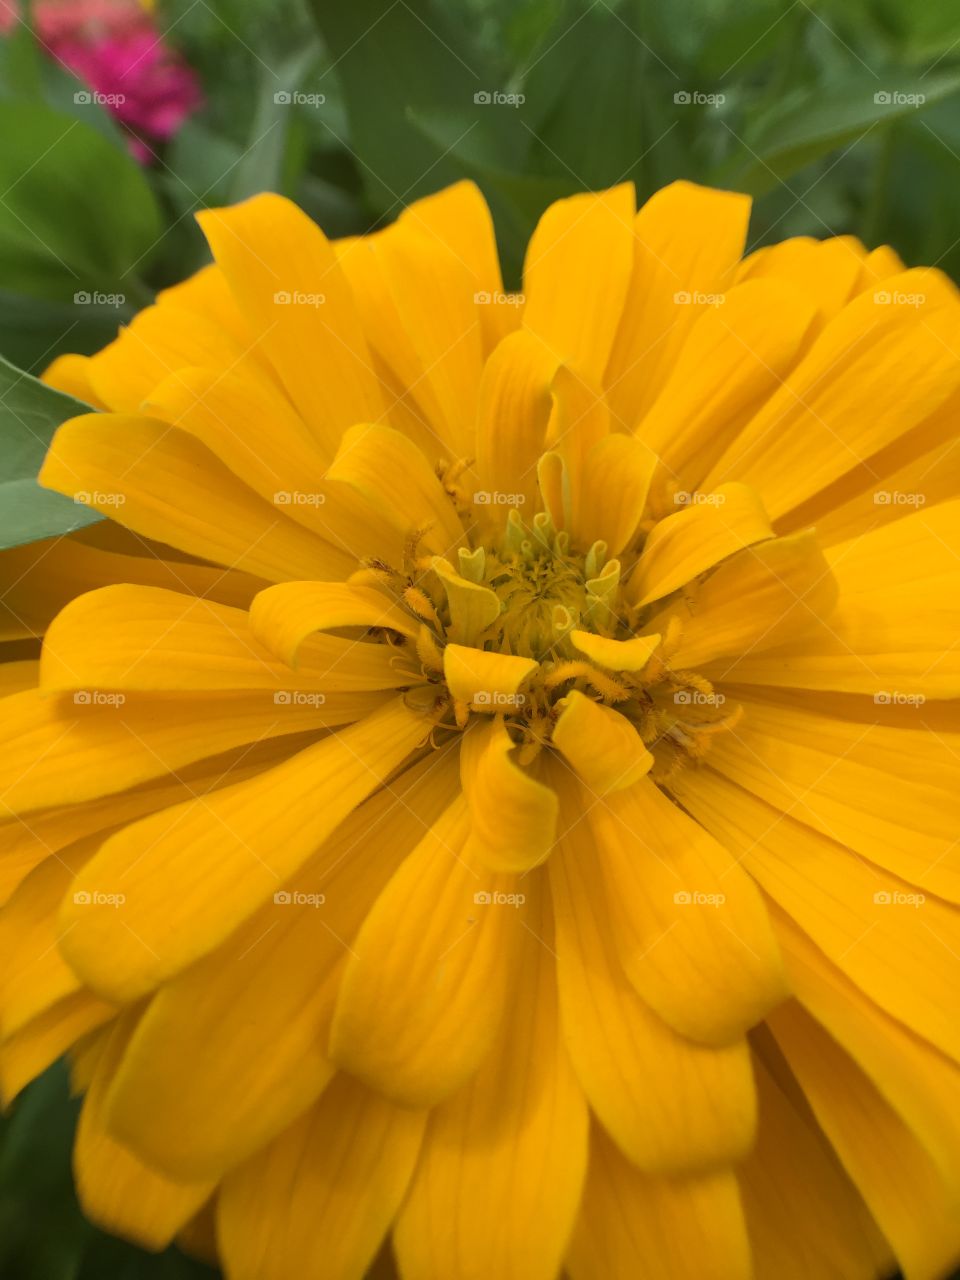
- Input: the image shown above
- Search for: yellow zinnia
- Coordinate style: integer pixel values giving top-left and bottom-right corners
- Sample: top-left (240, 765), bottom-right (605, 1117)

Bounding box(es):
top-left (1, 177), bottom-right (960, 1280)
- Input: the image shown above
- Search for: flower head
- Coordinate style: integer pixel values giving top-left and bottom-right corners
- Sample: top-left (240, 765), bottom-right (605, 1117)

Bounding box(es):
top-left (26, 0), bottom-right (201, 160)
top-left (5, 179), bottom-right (960, 1279)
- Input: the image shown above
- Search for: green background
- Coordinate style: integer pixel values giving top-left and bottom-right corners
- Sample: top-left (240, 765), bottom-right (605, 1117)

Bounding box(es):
top-left (1, 0), bottom-right (959, 1274)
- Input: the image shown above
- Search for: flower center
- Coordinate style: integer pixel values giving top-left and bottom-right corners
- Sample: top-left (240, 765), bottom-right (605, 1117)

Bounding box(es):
top-left (355, 497), bottom-right (739, 779)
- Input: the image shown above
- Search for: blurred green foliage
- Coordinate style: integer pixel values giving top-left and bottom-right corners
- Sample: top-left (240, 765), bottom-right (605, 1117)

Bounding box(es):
top-left (1, 0), bottom-right (960, 378)
top-left (2, 0), bottom-right (960, 1274)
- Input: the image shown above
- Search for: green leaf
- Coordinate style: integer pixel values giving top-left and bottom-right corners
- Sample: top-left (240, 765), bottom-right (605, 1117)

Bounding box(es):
top-left (520, 6), bottom-right (652, 189)
top-left (0, 289), bottom-right (131, 374)
top-left (0, 353), bottom-right (102, 550)
top-left (308, 0), bottom-right (506, 213)
top-left (409, 106), bottom-right (577, 285)
top-left (228, 44), bottom-right (319, 202)
top-left (0, 102), bottom-right (163, 302)
top-left (718, 68), bottom-right (960, 194)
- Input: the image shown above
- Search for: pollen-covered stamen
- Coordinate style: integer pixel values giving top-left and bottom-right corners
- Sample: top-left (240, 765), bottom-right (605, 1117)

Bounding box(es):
top-left (359, 491), bottom-right (744, 774)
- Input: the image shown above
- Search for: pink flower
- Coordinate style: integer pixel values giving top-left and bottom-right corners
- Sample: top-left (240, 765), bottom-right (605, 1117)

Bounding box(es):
top-left (8, 0), bottom-right (202, 161)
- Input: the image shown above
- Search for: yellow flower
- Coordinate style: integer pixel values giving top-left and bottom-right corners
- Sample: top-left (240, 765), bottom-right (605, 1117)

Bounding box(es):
top-left (2, 178), bottom-right (960, 1279)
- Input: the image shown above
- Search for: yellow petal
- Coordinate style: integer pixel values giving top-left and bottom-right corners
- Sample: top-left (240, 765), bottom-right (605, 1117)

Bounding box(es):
top-left (39, 414), bottom-right (353, 582)
top-left (628, 482), bottom-right (773, 606)
top-left (197, 194), bottom-right (383, 456)
top-left (395, 888), bottom-right (587, 1280)
top-left (605, 180), bottom-right (750, 428)
top-left (74, 1010), bottom-right (214, 1250)
top-left (143, 366), bottom-right (402, 561)
top-left (81, 265), bottom-right (270, 413)
top-left (775, 910), bottom-right (960, 1191)
top-left (218, 1075), bottom-right (425, 1280)
top-left (770, 999), bottom-right (960, 1280)
top-left (739, 1053), bottom-right (892, 1280)
top-left (703, 270), bottom-right (960, 519)
top-left (327, 423), bottom-right (465, 554)
top-left (58, 698), bottom-right (428, 1002)
top-left (474, 329), bottom-right (557, 519)
top-left (0, 838), bottom-right (103, 1036)
top-left (718, 501), bottom-right (960, 696)
top-left (523, 184), bottom-right (636, 385)
top-left (334, 235), bottom-right (449, 451)
top-left (578, 433), bottom-right (658, 555)
top-left (429, 556), bottom-right (501, 647)
top-left (570, 629), bottom-right (661, 673)
top-left (701, 688), bottom-right (960, 905)
top-left (548, 775), bottom-right (756, 1172)
top-left (0, 991), bottom-right (114, 1103)
top-left (368, 220), bottom-right (485, 457)
top-left (566, 1123), bottom-right (750, 1280)
top-left (552, 692), bottom-right (653, 794)
top-left (734, 234), bottom-right (869, 321)
top-left (442, 644), bottom-right (538, 707)
top-left (661, 530), bottom-right (837, 671)
top-left (0, 685), bottom-right (367, 816)
top-left (41, 353), bottom-right (106, 408)
top-left (0, 738), bottom-right (295, 909)
top-left (671, 766), bottom-right (960, 1063)
top-left (636, 279), bottom-right (817, 489)
top-left (460, 717), bottom-right (558, 872)
top-left (399, 179), bottom-right (513, 354)
top-left (0, 532), bottom-right (263, 643)
top-left (103, 752), bottom-right (459, 1180)
top-left (329, 794), bottom-right (527, 1107)
top-left (588, 776), bottom-right (786, 1044)
top-left (545, 363), bottom-right (611, 543)
top-left (250, 582), bottom-right (419, 666)
top-left (41, 585), bottom-right (409, 693)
